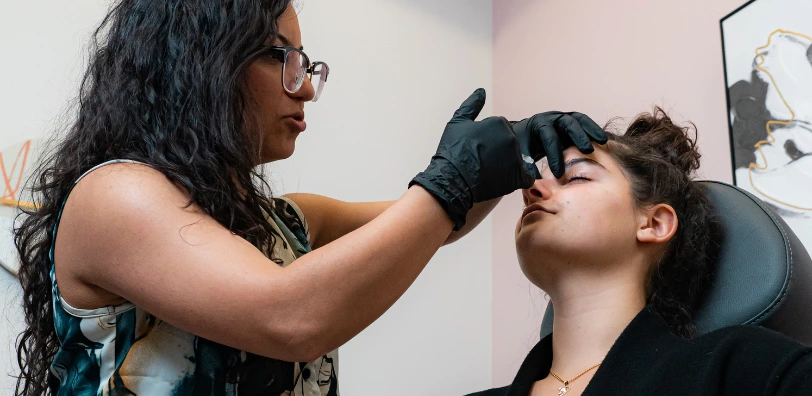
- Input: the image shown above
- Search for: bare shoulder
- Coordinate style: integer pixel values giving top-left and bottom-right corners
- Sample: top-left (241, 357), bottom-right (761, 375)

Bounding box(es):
top-left (60, 162), bottom-right (202, 249)
top-left (55, 162), bottom-right (208, 306)
top-left (68, 162), bottom-right (192, 213)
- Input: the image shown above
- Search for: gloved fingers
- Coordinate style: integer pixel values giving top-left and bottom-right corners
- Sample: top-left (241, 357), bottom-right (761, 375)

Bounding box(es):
top-left (452, 88), bottom-right (487, 122)
top-left (513, 118), bottom-right (542, 179)
top-left (479, 116), bottom-right (512, 134)
top-left (496, 116), bottom-right (514, 133)
top-left (535, 122), bottom-right (565, 178)
top-left (570, 112), bottom-right (608, 144)
top-left (555, 114), bottom-right (594, 154)
top-left (509, 123), bottom-right (540, 186)
top-left (519, 163), bottom-right (537, 189)
top-left (495, 115), bottom-right (512, 128)
top-left (522, 115), bottom-right (550, 162)
top-left (524, 161), bottom-right (542, 180)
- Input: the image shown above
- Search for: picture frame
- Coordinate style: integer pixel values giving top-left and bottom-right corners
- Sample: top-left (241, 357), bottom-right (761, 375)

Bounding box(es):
top-left (721, 0), bottom-right (812, 247)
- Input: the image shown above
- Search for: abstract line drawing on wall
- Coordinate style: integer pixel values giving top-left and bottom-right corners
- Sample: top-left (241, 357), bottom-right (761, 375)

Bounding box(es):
top-left (722, 0), bottom-right (812, 250)
top-left (743, 29), bottom-right (812, 212)
top-left (1, 140), bottom-right (37, 209)
top-left (0, 139), bottom-right (43, 276)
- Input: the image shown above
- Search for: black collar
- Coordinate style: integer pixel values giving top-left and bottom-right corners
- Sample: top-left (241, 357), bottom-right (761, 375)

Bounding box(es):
top-left (504, 306), bottom-right (681, 396)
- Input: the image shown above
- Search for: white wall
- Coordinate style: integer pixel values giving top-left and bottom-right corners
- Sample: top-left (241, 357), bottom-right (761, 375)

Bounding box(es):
top-left (1, 1), bottom-right (111, 144)
top-left (0, 1), bottom-right (495, 394)
top-left (280, 1), bottom-right (494, 394)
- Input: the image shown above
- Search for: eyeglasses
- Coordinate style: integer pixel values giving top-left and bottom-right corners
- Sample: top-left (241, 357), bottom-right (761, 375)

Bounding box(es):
top-left (262, 46), bottom-right (330, 102)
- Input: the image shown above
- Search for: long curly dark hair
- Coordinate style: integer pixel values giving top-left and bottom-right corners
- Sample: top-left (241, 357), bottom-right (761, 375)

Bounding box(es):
top-left (604, 108), bottom-right (722, 338)
top-left (14, 0), bottom-right (292, 394)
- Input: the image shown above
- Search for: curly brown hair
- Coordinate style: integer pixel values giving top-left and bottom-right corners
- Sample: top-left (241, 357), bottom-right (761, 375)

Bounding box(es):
top-left (604, 107), bottom-right (722, 338)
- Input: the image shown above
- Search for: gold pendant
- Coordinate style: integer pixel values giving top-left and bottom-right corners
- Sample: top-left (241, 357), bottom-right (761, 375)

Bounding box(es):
top-left (557, 384), bottom-right (570, 395)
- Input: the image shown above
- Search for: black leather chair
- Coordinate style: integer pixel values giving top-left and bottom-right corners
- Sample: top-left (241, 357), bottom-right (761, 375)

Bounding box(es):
top-left (541, 181), bottom-right (812, 345)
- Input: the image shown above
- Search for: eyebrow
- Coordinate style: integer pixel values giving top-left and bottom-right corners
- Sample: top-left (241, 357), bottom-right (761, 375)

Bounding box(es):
top-left (564, 157), bottom-right (608, 172)
top-left (277, 34), bottom-right (304, 50)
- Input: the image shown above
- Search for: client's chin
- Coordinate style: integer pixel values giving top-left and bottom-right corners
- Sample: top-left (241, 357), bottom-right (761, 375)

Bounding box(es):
top-left (515, 244), bottom-right (563, 291)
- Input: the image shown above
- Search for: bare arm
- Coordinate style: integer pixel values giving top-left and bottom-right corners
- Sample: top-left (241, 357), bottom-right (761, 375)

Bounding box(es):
top-left (444, 197), bottom-right (502, 244)
top-left (56, 164), bottom-right (453, 362)
top-left (286, 192), bottom-right (502, 248)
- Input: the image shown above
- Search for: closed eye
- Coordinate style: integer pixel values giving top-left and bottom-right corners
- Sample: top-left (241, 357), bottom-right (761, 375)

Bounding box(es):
top-left (566, 176), bottom-right (590, 183)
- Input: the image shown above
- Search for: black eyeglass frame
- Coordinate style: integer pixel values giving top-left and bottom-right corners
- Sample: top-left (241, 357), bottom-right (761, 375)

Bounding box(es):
top-left (262, 45), bottom-right (330, 102)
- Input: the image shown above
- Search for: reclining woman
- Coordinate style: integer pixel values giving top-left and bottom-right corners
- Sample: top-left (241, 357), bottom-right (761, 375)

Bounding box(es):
top-left (471, 109), bottom-right (812, 396)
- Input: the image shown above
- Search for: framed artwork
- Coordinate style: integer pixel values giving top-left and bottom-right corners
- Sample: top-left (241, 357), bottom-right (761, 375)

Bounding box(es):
top-left (721, 0), bottom-right (812, 248)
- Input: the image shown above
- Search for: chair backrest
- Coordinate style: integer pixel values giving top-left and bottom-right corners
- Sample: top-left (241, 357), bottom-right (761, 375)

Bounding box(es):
top-left (541, 181), bottom-right (812, 345)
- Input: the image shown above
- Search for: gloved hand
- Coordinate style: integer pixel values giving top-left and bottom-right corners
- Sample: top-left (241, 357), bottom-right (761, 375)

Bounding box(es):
top-left (410, 89), bottom-right (535, 231)
top-left (511, 112), bottom-right (608, 179)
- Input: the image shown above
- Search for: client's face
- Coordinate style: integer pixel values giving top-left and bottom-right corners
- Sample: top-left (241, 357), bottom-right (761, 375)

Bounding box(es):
top-left (516, 145), bottom-right (640, 286)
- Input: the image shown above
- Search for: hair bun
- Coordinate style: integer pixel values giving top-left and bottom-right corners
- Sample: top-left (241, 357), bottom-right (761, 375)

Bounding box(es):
top-left (624, 107), bottom-right (701, 176)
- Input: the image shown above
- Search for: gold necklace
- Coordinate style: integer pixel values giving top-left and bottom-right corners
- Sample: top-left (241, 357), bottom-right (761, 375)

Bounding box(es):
top-left (549, 362), bottom-right (602, 396)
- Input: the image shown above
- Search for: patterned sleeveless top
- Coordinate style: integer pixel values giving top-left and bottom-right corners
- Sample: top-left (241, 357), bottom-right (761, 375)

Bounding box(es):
top-left (48, 160), bottom-right (339, 396)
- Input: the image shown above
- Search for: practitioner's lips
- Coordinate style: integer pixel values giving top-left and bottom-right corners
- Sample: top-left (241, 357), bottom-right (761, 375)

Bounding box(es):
top-left (521, 203), bottom-right (554, 220)
top-left (283, 111), bottom-right (306, 132)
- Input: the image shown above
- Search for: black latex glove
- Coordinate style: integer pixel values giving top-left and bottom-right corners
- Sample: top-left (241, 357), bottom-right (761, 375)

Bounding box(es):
top-left (410, 89), bottom-right (535, 231)
top-left (511, 112), bottom-right (608, 179)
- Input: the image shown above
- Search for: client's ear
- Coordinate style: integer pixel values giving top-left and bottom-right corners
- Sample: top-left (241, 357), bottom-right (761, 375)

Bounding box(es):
top-left (637, 204), bottom-right (678, 244)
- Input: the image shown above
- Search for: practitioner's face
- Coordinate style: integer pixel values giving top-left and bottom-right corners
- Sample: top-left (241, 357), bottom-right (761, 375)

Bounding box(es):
top-left (244, 4), bottom-right (316, 164)
top-left (515, 145), bottom-right (642, 286)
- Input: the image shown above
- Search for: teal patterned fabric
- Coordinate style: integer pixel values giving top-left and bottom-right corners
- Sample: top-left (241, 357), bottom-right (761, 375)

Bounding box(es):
top-left (48, 160), bottom-right (339, 396)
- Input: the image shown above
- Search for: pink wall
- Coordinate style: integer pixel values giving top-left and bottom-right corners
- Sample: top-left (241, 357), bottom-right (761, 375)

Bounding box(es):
top-left (491, 0), bottom-right (748, 386)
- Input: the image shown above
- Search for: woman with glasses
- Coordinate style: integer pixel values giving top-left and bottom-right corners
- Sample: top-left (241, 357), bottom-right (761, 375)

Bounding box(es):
top-left (14, 1), bottom-right (605, 395)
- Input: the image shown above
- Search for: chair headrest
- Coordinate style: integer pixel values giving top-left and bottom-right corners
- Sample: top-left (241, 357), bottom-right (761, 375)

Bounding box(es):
top-left (541, 181), bottom-right (812, 345)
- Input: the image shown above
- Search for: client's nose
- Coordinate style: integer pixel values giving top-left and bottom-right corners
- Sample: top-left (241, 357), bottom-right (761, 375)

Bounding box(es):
top-left (522, 179), bottom-right (552, 204)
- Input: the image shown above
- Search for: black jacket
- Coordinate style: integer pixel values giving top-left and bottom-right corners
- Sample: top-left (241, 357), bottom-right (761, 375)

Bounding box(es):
top-left (469, 306), bottom-right (812, 396)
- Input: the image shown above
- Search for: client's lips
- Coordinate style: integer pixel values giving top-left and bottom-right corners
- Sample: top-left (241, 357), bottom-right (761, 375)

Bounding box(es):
top-left (522, 203), bottom-right (553, 219)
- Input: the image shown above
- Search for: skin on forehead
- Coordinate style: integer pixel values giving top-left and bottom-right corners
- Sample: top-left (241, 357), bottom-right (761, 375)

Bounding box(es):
top-left (276, 5), bottom-right (302, 48)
